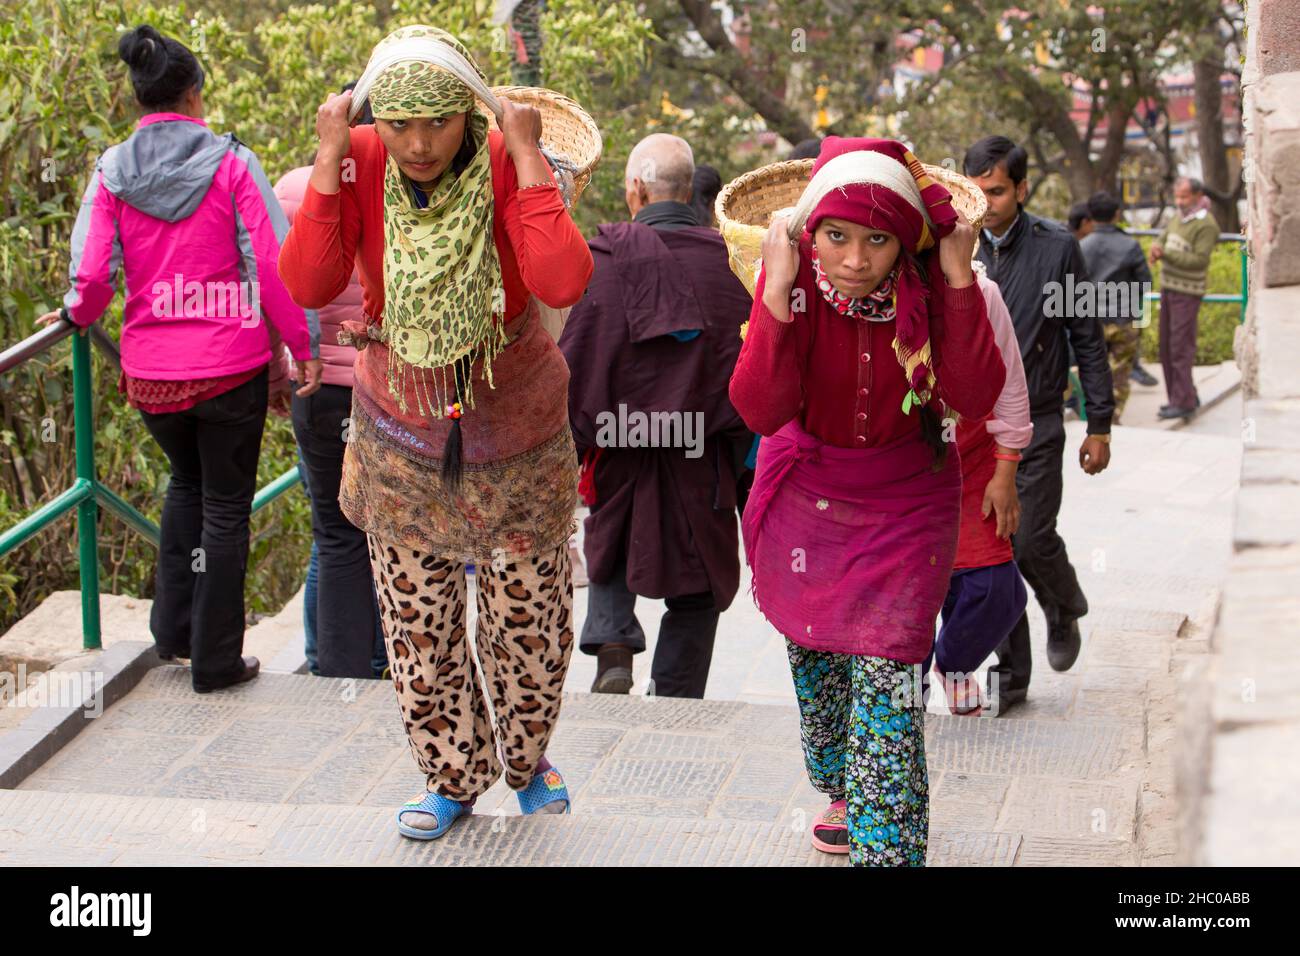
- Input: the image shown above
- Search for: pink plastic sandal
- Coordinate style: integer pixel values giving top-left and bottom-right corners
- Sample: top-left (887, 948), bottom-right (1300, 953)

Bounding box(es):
top-left (811, 799), bottom-right (850, 855)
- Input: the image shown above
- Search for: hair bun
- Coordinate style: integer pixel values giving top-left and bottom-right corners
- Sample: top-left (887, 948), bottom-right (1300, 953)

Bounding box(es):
top-left (118, 24), bottom-right (168, 80)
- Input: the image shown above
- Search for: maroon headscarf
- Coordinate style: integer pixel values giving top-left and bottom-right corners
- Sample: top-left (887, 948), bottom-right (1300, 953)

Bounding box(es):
top-left (802, 137), bottom-right (959, 411)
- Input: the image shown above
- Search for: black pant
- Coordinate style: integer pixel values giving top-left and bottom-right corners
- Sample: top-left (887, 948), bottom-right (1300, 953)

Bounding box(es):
top-left (140, 368), bottom-right (268, 688)
top-left (292, 384), bottom-right (381, 679)
top-left (580, 560), bottom-right (720, 698)
top-left (990, 409), bottom-right (1089, 691)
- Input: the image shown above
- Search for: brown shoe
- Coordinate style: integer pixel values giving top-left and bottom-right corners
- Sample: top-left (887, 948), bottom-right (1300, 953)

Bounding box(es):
top-left (591, 645), bottom-right (633, 694)
top-left (193, 656), bottom-right (260, 694)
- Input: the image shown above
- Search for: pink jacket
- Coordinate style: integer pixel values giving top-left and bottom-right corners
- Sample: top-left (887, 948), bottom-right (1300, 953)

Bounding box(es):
top-left (977, 272), bottom-right (1033, 449)
top-left (273, 166), bottom-right (362, 389)
top-left (62, 113), bottom-right (317, 379)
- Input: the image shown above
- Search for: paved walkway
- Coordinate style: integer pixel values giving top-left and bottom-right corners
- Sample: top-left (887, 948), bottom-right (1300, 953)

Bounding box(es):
top-left (0, 415), bottom-right (1239, 865)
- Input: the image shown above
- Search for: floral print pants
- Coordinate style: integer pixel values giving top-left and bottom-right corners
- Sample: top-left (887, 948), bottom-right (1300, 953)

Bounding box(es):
top-left (786, 639), bottom-right (929, 866)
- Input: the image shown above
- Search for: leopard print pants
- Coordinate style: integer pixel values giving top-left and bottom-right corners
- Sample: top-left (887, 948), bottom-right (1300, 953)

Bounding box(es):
top-left (368, 535), bottom-right (574, 800)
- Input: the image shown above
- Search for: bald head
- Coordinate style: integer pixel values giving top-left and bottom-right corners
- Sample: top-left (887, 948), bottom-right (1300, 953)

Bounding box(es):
top-left (625, 133), bottom-right (695, 205)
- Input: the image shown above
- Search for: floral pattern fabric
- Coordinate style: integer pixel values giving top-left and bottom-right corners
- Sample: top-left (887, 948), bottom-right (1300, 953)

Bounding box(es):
top-left (786, 638), bottom-right (929, 866)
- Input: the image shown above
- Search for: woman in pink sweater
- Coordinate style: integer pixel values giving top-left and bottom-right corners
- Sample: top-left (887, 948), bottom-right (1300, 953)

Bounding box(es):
top-left (38, 25), bottom-right (321, 693)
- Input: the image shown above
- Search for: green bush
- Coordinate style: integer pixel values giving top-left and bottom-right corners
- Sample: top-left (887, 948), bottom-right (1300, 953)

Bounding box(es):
top-left (0, 0), bottom-right (652, 635)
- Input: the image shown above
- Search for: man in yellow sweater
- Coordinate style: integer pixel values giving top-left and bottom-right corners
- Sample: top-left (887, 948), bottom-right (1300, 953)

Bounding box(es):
top-left (1150, 177), bottom-right (1220, 420)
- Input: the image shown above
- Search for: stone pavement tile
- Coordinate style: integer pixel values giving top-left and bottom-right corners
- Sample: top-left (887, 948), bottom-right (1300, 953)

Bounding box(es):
top-left (924, 716), bottom-right (1143, 778)
top-left (362, 765), bottom-right (428, 808)
top-left (996, 778), bottom-right (1139, 843)
top-left (87, 698), bottom-right (243, 737)
top-left (1014, 836), bottom-right (1139, 866)
top-left (557, 692), bottom-right (749, 733)
top-left (719, 747), bottom-right (807, 801)
top-left (722, 701), bottom-right (801, 745)
top-left (197, 715), bottom-right (358, 768)
top-left (580, 795), bottom-right (711, 818)
top-left (20, 732), bottom-right (201, 794)
top-left (285, 743), bottom-right (405, 805)
top-left (930, 771), bottom-right (1012, 832)
top-left (0, 790), bottom-right (291, 861)
top-left (706, 796), bottom-right (786, 822)
top-left (994, 673), bottom-right (1079, 721)
top-left (158, 763), bottom-right (305, 803)
top-left (0, 846), bottom-right (121, 865)
top-left (1085, 629), bottom-right (1173, 672)
top-left (344, 711), bottom-right (411, 750)
top-left (584, 757), bottom-right (733, 801)
top-left (738, 632), bottom-right (798, 698)
top-left (1083, 606), bottom-right (1187, 636)
top-left (1082, 665), bottom-right (1153, 694)
top-left (1073, 688), bottom-right (1148, 721)
top-left (548, 722), bottom-right (629, 762)
top-left (928, 829), bottom-right (1021, 866)
top-left (107, 851), bottom-right (246, 866)
top-left (611, 729), bottom-right (743, 762)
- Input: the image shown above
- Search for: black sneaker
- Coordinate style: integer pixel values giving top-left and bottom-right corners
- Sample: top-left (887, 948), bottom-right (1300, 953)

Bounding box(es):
top-left (1158, 405), bottom-right (1196, 420)
top-left (1130, 366), bottom-right (1158, 387)
top-left (1047, 616), bottom-right (1083, 671)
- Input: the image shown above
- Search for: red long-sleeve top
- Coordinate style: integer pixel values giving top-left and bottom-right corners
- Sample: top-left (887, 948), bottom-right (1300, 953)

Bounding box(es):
top-left (277, 124), bottom-right (593, 461)
top-left (729, 236), bottom-right (1005, 448)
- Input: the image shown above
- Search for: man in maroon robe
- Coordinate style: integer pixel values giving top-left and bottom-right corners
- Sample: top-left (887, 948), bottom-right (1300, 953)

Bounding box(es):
top-left (559, 133), bottom-right (753, 698)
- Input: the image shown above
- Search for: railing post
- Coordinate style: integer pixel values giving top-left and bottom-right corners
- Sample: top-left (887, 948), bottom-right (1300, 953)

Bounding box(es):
top-left (71, 329), bottom-right (101, 650)
top-left (1240, 243), bottom-right (1249, 325)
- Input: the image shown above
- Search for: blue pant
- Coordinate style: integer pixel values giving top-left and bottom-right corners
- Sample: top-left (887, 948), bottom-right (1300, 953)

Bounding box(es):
top-left (923, 561), bottom-right (1028, 694)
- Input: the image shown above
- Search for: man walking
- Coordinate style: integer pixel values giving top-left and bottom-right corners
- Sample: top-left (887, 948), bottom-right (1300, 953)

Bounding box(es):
top-left (964, 136), bottom-right (1114, 713)
top-left (560, 133), bottom-right (753, 698)
top-left (1079, 191), bottom-right (1154, 424)
top-left (1151, 177), bottom-right (1220, 420)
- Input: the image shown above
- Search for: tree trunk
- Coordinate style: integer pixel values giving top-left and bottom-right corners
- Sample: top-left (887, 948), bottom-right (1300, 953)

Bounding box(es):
top-left (672, 0), bottom-right (816, 145)
top-left (1193, 38), bottom-right (1238, 231)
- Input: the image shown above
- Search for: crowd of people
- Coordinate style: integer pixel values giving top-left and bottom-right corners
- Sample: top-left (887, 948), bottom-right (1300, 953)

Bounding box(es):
top-left (36, 22), bottom-right (1226, 865)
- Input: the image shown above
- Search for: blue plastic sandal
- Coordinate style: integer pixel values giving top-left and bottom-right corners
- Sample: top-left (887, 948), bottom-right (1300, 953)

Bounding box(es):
top-left (396, 791), bottom-right (470, 840)
top-left (516, 765), bottom-right (571, 815)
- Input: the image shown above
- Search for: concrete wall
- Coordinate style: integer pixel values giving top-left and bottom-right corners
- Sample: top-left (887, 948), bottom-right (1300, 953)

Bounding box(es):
top-left (1178, 0), bottom-right (1300, 865)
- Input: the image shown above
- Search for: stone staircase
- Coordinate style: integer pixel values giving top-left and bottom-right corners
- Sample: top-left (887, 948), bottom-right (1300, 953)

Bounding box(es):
top-left (0, 420), bottom-right (1239, 865)
top-left (2, 657), bottom-right (1153, 866)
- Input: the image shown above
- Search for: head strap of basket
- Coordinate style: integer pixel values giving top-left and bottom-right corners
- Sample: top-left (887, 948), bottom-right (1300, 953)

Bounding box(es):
top-left (349, 27), bottom-right (602, 208)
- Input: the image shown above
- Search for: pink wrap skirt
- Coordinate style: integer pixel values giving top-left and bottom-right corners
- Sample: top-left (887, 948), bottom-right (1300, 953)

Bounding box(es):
top-left (741, 418), bottom-right (961, 661)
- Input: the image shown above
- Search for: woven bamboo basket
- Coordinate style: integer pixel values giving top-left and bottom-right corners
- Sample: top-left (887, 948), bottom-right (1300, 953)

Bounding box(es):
top-left (483, 85), bottom-right (602, 205)
top-left (715, 157), bottom-right (988, 297)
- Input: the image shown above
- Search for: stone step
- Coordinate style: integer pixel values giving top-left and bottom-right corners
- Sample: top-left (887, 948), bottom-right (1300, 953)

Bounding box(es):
top-left (0, 788), bottom-right (1138, 866)
top-left (7, 667), bottom-right (1147, 863)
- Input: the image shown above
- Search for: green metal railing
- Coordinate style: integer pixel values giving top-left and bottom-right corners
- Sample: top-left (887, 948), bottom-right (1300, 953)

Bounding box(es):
top-left (1069, 231), bottom-right (1248, 422)
top-left (0, 318), bottom-right (301, 650)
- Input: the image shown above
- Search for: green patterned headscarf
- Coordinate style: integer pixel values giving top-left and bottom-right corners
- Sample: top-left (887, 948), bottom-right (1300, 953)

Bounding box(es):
top-left (365, 25), bottom-right (505, 418)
